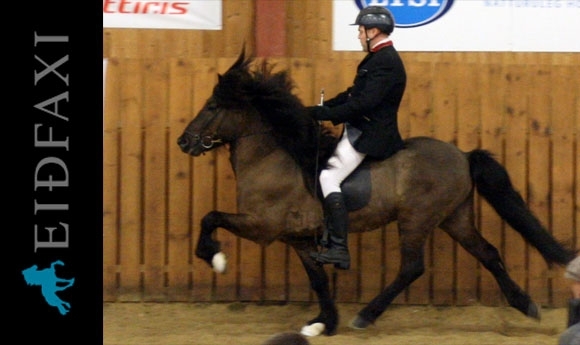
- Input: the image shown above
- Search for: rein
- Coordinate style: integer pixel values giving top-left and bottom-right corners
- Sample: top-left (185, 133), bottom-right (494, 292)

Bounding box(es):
top-left (185, 129), bottom-right (273, 151)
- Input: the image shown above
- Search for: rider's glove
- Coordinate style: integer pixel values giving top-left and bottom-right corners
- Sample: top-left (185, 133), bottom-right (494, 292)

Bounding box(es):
top-left (306, 105), bottom-right (331, 121)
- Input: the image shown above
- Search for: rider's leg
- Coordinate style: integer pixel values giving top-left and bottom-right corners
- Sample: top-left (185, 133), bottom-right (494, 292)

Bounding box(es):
top-left (314, 192), bottom-right (350, 269)
top-left (568, 298), bottom-right (580, 327)
top-left (311, 128), bottom-right (365, 270)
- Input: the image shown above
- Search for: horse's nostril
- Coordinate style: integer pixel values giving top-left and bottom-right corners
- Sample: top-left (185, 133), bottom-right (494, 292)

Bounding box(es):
top-left (177, 136), bottom-right (189, 148)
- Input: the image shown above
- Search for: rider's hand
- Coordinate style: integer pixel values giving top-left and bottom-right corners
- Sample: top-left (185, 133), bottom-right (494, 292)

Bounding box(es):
top-left (306, 105), bottom-right (330, 121)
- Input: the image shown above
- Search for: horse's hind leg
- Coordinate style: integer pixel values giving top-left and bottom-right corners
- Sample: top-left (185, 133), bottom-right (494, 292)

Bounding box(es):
top-left (440, 200), bottom-right (540, 319)
top-left (352, 219), bottom-right (432, 329)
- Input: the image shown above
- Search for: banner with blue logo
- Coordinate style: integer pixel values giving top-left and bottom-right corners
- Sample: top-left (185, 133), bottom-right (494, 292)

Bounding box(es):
top-left (334, 0), bottom-right (580, 52)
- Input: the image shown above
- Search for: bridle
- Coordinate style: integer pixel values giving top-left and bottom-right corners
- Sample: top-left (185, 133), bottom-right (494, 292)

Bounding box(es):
top-left (179, 107), bottom-right (228, 152)
top-left (192, 133), bottom-right (223, 150)
top-left (180, 108), bottom-right (272, 153)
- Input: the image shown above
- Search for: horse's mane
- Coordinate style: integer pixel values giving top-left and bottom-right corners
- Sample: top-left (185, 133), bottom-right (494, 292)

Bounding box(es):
top-left (213, 51), bottom-right (336, 193)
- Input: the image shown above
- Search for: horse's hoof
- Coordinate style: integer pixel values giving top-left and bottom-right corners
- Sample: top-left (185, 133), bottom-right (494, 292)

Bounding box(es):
top-left (527, 303), bottom-right (541, 320)
top-left (350, 315), bottom-right (372, 329)
top-left (300, 322), bottom-right (325, 337)
top-left (212, 252), bottom-right (227, 273)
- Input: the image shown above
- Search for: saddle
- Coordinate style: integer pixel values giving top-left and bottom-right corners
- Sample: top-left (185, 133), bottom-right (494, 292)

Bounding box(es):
top-left (317, 161), bottom-right (371, 212)
top-left (341, 161), bottom-right (371, 211)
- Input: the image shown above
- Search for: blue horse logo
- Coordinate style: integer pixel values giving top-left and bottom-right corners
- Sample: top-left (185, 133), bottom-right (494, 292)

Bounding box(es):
top-left (22, 260), bottom-right (74, 315)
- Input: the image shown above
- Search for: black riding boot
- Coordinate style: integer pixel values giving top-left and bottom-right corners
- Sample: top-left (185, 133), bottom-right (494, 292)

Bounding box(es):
top-left (311, 192), bottom-right (350, 270)
top-left (568, 298), bottom-right (580, 327)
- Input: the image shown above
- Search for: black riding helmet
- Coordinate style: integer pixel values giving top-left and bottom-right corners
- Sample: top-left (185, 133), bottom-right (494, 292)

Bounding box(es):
top-left (351, 6), bottom-right (395, 35)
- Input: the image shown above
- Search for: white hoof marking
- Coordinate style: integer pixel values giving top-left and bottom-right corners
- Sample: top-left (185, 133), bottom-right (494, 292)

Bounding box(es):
top-left (300, 323), bottom-right (325, 337)
top-left (212, 252), bottom-right (227, 273)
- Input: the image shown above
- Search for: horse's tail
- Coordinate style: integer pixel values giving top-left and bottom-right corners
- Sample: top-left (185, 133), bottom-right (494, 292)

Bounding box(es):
top-left (467, 149), bottom-right (576, 266)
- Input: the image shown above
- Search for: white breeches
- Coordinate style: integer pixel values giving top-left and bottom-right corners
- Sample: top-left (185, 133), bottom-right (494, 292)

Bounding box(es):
top-left (319, 127), bottom-right (366, 198)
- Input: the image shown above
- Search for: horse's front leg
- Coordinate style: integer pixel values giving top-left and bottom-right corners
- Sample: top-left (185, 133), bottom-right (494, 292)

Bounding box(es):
top-left (289, 239), bottom-right (339, 337)
top-left (195, 210), bottom-right (263, 273)
top-left (55, 277), bottom-right (75, 290)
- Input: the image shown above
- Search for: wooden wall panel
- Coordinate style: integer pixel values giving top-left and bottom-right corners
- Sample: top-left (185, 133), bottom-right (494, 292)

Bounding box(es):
top-left (550, 65), bottom-right (579, 305)
top-left (117, 59), bottom-right (144, 301)
top-left (103, 0), bottom-right (579, 307)
top-left (430, 62), bottom-right (457, 306)
top-left (103, 58), bottom-right (120, 302)
top-left (142, 59), bottom-right (169, 301)
top-left (166, 58), bottom-right (196, 301)
top-left (454, 64), bottom-right (481, 306)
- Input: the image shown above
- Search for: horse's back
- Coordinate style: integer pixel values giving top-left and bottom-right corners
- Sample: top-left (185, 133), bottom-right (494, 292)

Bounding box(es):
top-left (396, 136), bottom-right (471, 190)
top-left (364, 136), bottom-right (472, 222)
top-left (400, 136), bottom-right (468, 166)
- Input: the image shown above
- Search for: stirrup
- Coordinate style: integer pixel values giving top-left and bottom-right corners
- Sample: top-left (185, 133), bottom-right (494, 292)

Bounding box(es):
top-left (312, 250), bottom-right (350, 270)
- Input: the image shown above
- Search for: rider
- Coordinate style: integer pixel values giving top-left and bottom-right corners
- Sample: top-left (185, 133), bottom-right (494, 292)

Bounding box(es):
top-left (560, 256), bottom-right (580, 345)
top-left (307, 6), bottom-right (407, 270)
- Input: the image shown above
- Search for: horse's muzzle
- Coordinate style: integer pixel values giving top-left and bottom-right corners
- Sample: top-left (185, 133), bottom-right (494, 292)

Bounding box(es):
top-left (177, 134), bottom-right (201, 156)
top-left (177, 134), bottom-right (191, 152)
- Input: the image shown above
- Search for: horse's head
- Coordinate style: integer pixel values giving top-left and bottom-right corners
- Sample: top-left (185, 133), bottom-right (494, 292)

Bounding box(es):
top-left (178, 47), bottom-right (262, 156)
top-left (177, 96), bottom-right (230, 157)
top-left (177, 46), bottom-right (336, 181)
top-left (22, 265), bottom-right (39, 286)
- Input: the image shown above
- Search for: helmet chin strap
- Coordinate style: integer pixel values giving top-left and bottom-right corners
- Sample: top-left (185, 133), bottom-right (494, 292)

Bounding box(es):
top-left (365, 29), bottom-right (379, 52)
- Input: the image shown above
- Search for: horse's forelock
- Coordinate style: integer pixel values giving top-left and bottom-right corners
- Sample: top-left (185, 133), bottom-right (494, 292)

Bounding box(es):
top-left (214, 70), bottom-right (253, 108)
top-left (213, 55), bottom-right (257, 109)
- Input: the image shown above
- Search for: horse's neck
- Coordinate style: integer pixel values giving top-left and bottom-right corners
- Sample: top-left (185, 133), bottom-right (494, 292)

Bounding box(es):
top-left (229, 133), bottom-right (319, 219)
top-left (229, 134), bottom-right (291, 175)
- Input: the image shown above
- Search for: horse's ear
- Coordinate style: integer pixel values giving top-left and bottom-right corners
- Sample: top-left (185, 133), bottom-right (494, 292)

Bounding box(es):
top-left (230, 46), bottom-right (245, 71)
top-left (225, 44), bottom-right (252, 74)
top-left (239, 44), bottom-right (246, 62)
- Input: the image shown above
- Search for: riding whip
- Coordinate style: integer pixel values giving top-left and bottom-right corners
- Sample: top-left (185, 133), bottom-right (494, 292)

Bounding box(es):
top-left (313, 88), bottom-right (328, 249)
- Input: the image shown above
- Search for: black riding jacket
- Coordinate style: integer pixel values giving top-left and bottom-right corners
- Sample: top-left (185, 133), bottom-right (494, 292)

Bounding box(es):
top-left (319, 43), bottom-right (406, 159)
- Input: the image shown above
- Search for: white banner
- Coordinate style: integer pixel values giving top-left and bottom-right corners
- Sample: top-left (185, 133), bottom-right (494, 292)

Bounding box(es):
top-left (333, 0), bottom-right (580, 52)
top-left (103, 0), bottom-right (222, 30)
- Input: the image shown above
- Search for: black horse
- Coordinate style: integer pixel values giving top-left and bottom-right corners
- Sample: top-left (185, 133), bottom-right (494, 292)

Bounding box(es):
top-left (177, 49), bottom-right (576, 337)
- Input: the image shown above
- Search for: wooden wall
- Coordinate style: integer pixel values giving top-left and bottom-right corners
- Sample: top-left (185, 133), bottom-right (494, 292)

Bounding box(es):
top-left (103, 0), bottom-right (580, 308)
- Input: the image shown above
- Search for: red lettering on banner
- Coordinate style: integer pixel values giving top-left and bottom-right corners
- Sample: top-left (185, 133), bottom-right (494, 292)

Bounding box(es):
top-left (103, 0), bottom-right (188, 15)
top-left (132, 1), bottom-right (141, 13)
top-left (171, 2), bottom-right (187, 14)
top-left (160, 2), bottom-right (169, 13)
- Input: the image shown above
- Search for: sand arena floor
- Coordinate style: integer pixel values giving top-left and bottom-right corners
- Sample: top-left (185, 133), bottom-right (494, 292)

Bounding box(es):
top-left (103, 302), bottom-right (569, 345)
